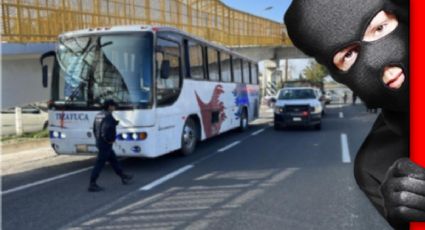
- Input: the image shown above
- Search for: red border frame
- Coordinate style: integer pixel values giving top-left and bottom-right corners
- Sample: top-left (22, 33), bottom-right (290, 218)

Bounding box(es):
top-left (411, 1), bottom-right (425, 229)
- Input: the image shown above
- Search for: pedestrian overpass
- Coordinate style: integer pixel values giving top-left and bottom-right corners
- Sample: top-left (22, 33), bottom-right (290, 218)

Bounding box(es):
top-left (1, 0), bottom-right (308, 108)
top-left (3, 0), bottom-right (288, 46)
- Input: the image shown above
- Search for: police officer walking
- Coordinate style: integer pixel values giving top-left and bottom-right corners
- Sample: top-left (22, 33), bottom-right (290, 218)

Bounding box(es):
top-left (88, 99), bottom-right (133, 192)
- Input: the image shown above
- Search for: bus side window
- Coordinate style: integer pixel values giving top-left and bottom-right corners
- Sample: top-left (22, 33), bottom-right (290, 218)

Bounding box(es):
top-left (220, 52), bottom-right (232, 82)
top-left (156, 38), bottom-right (181, 106)
top-left (207, 48), bottom-right (220, 82)
top-left (233, 57), bottom-right (242, 83)
top-left (243, 60), bottom-right (250, 84)
top-left (252, 64), bottom-right (258, 85)
top-left (248, 62), bottom-right (252, 84)
top-left (188, 41), bottom-right (205, 80)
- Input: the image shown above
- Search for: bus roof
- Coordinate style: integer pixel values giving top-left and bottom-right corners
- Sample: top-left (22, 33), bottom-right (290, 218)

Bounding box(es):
top-left (59, 25), bottom-right (257, 63)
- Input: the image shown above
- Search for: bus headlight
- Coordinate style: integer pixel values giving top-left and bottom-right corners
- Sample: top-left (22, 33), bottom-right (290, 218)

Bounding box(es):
top-left (50, 131), bottom-right (66, 139)
top-left (118, 132), bottom-right (148, 141)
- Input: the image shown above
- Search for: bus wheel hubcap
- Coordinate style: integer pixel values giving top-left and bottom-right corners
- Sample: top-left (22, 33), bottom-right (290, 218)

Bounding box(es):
top-left (183, 126), bottom-right (194, 147)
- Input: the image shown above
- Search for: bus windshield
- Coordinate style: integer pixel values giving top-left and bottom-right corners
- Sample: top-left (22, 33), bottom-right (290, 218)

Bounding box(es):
top-left (54, 32), bottom-right (153, 108)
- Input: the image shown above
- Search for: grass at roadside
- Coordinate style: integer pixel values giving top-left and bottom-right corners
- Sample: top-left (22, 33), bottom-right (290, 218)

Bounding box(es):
top-left (1, 129), bottom-right (49, 143)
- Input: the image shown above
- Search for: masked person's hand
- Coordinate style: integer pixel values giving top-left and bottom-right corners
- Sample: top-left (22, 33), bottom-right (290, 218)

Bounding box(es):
top-left (380, 158), bottom-right (425, 223)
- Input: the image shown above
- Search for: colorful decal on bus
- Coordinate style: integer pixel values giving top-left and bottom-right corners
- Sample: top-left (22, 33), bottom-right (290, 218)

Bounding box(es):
top-left (195, 85), bottom-right (227, 138)
top-left (233, 83), bottom-right (249, 118)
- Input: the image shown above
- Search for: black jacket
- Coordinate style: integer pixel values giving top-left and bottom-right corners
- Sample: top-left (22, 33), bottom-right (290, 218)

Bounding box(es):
top-left (354, 110), bottom-right (409, 229)
top-left (93, 111), bottom-right (119, 146)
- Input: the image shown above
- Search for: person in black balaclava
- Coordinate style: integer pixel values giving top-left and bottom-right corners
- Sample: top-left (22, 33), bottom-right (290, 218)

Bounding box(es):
top-left (285, 0), bottom-right (425, 229)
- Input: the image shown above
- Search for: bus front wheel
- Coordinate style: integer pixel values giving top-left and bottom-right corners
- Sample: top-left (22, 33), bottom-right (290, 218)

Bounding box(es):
top-left (180, 119), bottom-right (198, 155)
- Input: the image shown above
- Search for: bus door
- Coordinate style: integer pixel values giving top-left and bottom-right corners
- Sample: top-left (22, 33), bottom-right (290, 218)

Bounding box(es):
top-left (154, 35), bottom-right (183, 152)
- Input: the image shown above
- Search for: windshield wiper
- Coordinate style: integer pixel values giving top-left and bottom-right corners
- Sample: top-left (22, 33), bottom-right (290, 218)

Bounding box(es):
top-left (63, 38), bottom-right (114, 105)
top-left (86, 39), bottom-right (114, 106)
top-left (68, 82), bottom-right (87, 102)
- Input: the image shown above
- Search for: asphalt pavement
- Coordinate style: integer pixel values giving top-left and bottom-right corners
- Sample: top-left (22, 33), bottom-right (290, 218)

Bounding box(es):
top-left (1, 104), bottom-right (392, 230)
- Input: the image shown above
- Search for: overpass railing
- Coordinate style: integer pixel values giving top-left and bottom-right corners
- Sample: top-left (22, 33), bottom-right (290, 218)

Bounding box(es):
top-left (1, 0), bottom-right (289, 47)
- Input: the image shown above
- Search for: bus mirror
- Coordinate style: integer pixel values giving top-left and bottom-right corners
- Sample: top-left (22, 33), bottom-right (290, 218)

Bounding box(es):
top-left (40, 51), bottom-right (56, 88)
top-left (160, 60), bottom-right (170, 79)
top-left (42, 65), bottom-right (49, 88)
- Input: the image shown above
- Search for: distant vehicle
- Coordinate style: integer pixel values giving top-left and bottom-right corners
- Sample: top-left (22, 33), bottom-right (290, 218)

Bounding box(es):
top-left (40, 25), bottom-right (260, 158)
top-left (325, 90), bottom-right (342, 104)
top-left (312, 88), bottom-right (327, 115)
top-left (283, 80), bottom-right (326, 113)
top-left (273, 87), bottom-right (323, 130)
top-left (1, 105), bottom-right (49, 135)
top-left (263, 95), bottom-right (276, 108)
top-left (323, 92), bottom-right (332, 104)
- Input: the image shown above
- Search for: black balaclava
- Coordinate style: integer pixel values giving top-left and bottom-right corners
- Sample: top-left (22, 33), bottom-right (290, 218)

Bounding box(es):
top-left (284, 0), bottom-right (409, 112)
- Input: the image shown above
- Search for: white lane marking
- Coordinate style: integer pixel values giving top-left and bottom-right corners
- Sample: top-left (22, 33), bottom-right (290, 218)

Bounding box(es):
top-left (4, 126), bottom-right (266, 196)
top-left (339, 112), bottom-right (344, 119)
top-left (139, 165), bottom-right (193, 191)
top-left (59, 188), bottom-right (151, 230)
top-left (266, 168), bottom-right (299, 184)
top-left (251, 128), bottom-right (265, 136)
top-left (2, 166), bottom-right (92, 196)
top-left (193, 128), bottom-right (268, 164)
top-left (341, 133), bottom-right (351, 163)
top-left (61, 126), bottom-right (271, 227)
top-left (195, 172), bottom-right (217, 181)
top-left (217, 141), bottom-right (241, 152)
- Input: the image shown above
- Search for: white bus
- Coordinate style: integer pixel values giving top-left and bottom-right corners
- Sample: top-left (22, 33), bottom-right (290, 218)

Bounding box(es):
top-left (40, 25), bottom-right (260, 158)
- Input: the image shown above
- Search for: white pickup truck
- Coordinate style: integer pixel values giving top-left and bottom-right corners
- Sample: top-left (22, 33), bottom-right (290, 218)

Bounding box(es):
top-left (1, 105), bottom-right (48, 136)
top-left (273, 87), bottom-right (323, 130)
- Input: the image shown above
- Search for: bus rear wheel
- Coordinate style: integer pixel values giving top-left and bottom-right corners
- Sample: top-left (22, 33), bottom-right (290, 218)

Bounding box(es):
top-left (180, 119), bottom-right (198, 155)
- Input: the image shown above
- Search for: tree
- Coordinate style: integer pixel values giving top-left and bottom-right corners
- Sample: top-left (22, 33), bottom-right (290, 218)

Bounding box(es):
top-left (302, 60), bottom-right (328, 83)
top-left (298, 73), bottom-right (304, 80)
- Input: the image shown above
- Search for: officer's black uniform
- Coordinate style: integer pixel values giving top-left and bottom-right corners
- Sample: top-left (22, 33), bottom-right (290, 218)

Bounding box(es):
top-left (88, 100), bottom-right (132, 192)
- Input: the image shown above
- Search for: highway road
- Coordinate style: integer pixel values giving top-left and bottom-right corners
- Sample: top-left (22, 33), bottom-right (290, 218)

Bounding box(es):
top-left (2, 105), bottom-right (392, 230)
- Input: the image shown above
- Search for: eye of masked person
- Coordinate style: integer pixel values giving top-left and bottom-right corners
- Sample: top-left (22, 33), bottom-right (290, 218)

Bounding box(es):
top-left (333, 11), bottom-right (399, 71)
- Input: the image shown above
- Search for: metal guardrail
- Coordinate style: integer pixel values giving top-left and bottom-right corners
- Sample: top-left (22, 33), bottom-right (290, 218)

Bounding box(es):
top-left (1, 0), bottom-right (289, 47)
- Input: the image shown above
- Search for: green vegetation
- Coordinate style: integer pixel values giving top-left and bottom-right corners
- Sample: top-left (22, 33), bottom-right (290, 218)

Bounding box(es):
top-left (303, 60), bottom-right (329, 83)
top-left (1, 129), bottom-right (49, 142)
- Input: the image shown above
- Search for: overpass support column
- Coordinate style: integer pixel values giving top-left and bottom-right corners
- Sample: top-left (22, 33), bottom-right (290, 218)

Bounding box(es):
top-left (284, 59), bottom-right (289, 82)
top-left (263, 60), bottom-right (278, 98)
